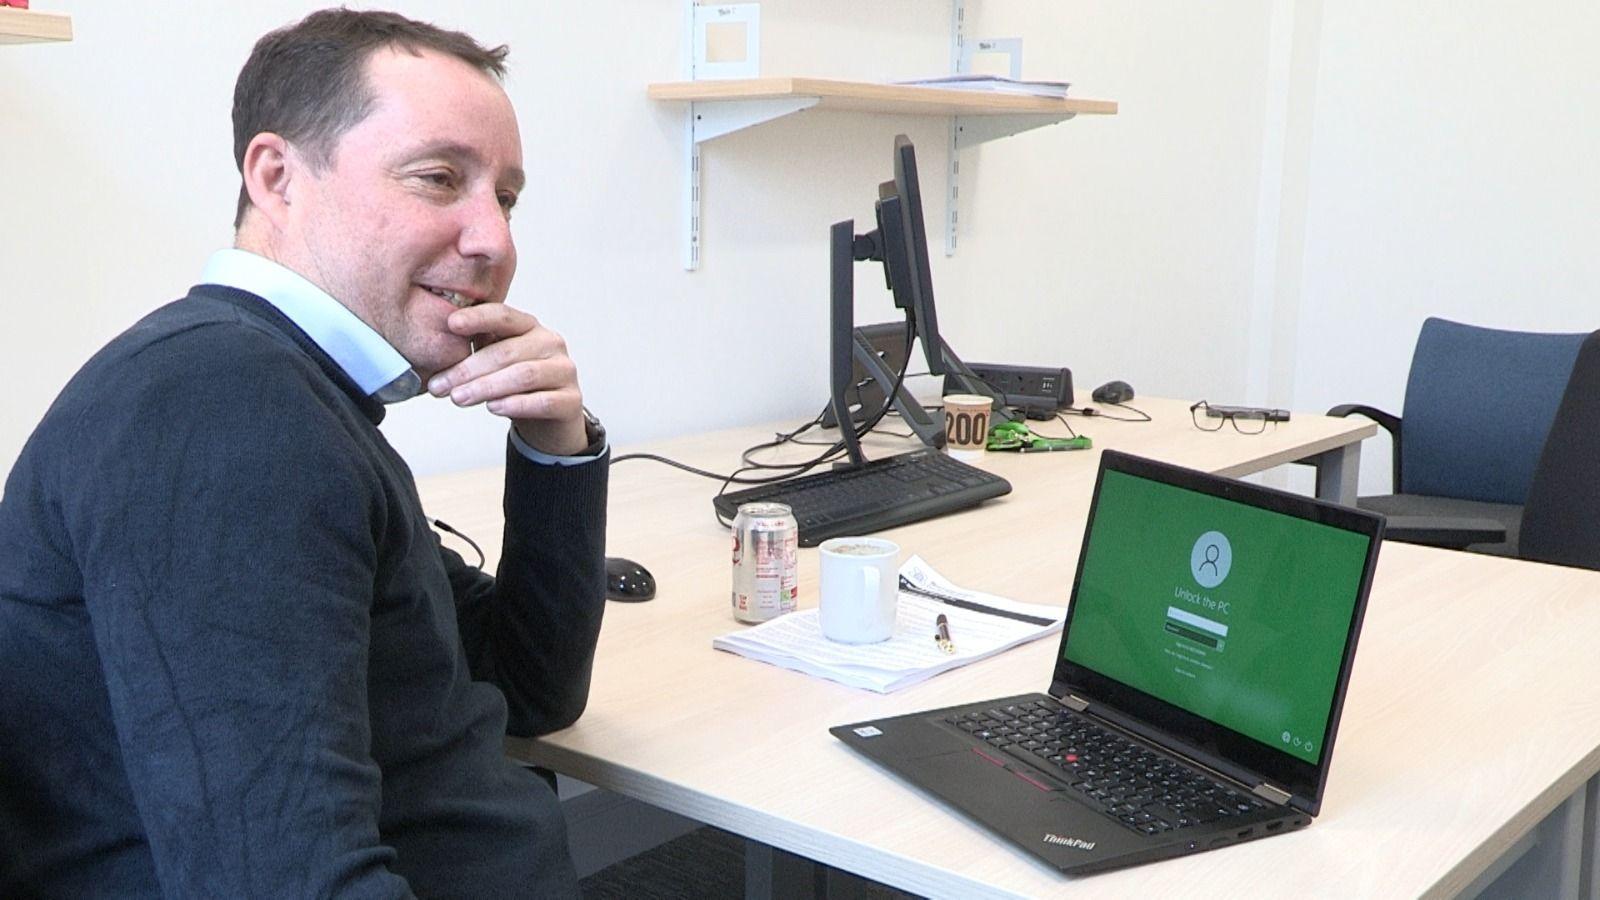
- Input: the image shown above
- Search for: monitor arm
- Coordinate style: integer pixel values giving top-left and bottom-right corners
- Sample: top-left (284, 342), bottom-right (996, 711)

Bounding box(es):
top-left (830, 218), bottom-right (1020, 468)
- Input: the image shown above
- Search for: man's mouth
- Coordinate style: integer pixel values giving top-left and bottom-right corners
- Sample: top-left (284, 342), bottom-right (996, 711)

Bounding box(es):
top-left (422, 285), bottom-right (478, 309)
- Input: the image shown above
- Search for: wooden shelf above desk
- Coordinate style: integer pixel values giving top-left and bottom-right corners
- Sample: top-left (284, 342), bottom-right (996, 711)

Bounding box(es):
top-left (0, 8), bottom-right (72, 44)
top-left (647, 77), bottom-right (1117, 118)
top-left (649, 77), bottom-right (1117, 269)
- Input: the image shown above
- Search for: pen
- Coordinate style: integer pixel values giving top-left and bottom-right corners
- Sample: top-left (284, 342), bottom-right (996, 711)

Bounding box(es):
top-left (935, 614), bottom-right (955, 654)
top-left (899, 579), bottom-right (1056, 626)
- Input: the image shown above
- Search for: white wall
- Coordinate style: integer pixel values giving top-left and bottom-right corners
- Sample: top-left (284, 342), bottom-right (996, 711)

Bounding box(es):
top-left (3, 1), bottom-right (1595, 494)
top-left (953, 1), bottom-right (1276, 408)
top-left (1290, 0), bottom-right (1600, 492)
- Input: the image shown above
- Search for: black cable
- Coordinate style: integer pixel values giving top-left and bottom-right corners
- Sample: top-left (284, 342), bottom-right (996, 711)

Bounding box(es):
top-left (610, 450), bottom-right (849, 487)
top-left (430, 517), bottom-right (486, 570)
top-left (1061, 403), bottom-right (1152, 423)
top-left (740, 414), bottom-right (826, 469)
top-left (612, 322), bottom-right (922, 528)
top-left (793, 427), bottom-right (914, 443)
top-left (1102, 402), bottom-right (1152, 422)
top-left (1040, 414), bottom-right (1079, 440)
top-left (610, 453), bottom-right (752, 483)
top-left (734, 321), bottom-right (917, 474)
top-left (709, 322), bottom-right (919, 521)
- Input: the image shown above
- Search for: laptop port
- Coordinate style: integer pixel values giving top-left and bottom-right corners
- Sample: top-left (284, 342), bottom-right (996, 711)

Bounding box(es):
top-left (1237, 828), bottom-right (1253, 839)
top-left (1266, 821), bottom-right (1283, 832)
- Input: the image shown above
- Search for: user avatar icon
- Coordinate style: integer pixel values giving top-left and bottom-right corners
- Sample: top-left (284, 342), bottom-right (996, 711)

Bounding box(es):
top-left (1190, 531), bottom-right (1233, 589)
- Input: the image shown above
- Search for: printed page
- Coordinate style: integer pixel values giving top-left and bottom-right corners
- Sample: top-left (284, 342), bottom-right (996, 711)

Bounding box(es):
top-left (712, 556), bottom-right (1065, 693)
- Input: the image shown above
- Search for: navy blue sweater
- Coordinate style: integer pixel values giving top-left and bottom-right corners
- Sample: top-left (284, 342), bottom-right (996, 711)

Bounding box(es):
top-left (0, 287), bottom-right (608, 897)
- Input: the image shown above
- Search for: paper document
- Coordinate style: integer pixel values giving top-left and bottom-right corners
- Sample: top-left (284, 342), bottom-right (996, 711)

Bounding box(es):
top-left (894, 74), bottom-right (1071, 99)
top-left (712, 556), bottom-right (1065, 693)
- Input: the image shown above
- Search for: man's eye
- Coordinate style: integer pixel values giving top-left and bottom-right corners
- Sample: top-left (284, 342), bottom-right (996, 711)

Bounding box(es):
top-left (420, 171), bottom-right (457, 189)
top-left (498, 192), bottom-right (518, 212)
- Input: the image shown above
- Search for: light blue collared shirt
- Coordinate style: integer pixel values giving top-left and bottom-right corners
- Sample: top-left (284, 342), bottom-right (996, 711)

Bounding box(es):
top-left (201, 249), bottom-right (601, 466)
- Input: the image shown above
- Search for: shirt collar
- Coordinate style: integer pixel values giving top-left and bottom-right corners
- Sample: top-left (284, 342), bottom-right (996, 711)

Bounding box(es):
top-left (200, 248), bottom-right (422, 403)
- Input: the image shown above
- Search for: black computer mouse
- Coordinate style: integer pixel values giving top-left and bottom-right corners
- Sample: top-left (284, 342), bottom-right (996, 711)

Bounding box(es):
top-left (605, 557), bottom-right (656, 602)
top-left (1092, 380), bottom-right (1135, 405)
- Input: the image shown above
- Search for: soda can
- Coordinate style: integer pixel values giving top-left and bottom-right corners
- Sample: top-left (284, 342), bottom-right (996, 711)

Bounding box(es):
top-left (731, 502), bottom-right (799, 623)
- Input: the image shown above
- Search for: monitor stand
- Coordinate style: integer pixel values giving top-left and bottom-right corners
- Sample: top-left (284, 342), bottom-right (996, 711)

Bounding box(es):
top-left (829, 220), bottom-right (1014, 467)
top-left (848, 328), bottom-right (944, 448)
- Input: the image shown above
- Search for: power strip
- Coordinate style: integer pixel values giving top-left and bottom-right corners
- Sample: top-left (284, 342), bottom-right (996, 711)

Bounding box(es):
top-left (951, 363), bottom-right (1074, 419)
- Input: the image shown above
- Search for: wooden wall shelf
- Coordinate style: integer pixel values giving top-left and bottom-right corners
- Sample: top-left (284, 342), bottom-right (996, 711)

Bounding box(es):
top-left (649, 77), bottom-right (1116, 269)
top-left (0, 8), bottom-right (72, 44)
top-left (647, 77), bottom-right (1118, 118)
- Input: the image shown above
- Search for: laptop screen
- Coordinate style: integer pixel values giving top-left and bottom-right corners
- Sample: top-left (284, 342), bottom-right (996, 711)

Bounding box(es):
top-left (1055, 451), bottom-right (1382, 807)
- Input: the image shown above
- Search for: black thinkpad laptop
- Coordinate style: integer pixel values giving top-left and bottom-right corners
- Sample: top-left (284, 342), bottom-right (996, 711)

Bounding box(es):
top-left (831, 449), bottom-right (1384, 875)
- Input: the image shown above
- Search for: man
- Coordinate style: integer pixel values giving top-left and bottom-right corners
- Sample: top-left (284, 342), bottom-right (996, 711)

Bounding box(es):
top-left (0, 9), bottom-right (606, 897)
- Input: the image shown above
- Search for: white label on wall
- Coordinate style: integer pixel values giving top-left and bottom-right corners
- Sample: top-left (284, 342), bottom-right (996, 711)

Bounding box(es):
top-left (693, 4), bottom-right (761, 80)
top-left (960, 36), bottom-right (1023, 80)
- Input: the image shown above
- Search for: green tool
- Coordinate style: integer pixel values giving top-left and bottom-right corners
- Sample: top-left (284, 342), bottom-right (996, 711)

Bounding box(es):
top-left (985, 420), bottom-right (1092, 453)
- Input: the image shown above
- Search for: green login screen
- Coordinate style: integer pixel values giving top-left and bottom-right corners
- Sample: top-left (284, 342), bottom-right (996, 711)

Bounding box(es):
top-left (1062, 470), bottom-right (1370, 764)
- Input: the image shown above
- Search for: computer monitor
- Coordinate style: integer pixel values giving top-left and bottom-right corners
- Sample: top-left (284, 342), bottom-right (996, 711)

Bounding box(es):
top-left (828, 135), bottom-right (1011, 466)
top-left (887, 135), bottom-right (945, 375)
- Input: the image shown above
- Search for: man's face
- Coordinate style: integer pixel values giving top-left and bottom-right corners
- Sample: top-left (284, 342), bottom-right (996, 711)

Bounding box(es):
top-left (282, 47), bottom-right (524, 379)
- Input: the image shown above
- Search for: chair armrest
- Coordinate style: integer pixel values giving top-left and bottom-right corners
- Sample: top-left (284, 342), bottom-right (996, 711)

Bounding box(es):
top-left (1327, 404), bottom-right (1400, 440)
top-left (1381, 515), bottom-right (1507, 549)
top-left (1327, 404), bottom-right (1403, 491)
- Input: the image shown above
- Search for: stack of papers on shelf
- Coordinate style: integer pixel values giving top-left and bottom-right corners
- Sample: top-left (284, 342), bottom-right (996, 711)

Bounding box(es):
top-left (712, 556), bottom-right (1065, 693)
top-left (895, 74), bottom-right (1072, 99)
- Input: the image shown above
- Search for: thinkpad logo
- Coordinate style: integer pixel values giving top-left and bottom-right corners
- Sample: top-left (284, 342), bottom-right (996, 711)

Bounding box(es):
top-left (1043, 833), bottom-right (1096, 851)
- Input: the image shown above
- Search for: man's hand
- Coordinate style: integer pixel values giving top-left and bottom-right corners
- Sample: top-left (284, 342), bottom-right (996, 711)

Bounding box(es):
top-left (426, 304), bottom-right (588, 456)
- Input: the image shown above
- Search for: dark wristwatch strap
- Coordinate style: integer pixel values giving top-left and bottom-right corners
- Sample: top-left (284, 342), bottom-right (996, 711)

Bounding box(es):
top-left (580, 407), bottom-right (607, 457)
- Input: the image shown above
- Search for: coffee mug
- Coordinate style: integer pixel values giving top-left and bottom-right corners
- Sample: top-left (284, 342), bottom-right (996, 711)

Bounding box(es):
top-left (818, 537), bottom-right (900, 644)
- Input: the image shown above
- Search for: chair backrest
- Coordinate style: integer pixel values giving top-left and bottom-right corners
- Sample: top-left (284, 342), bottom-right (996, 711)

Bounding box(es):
top-left (1518, 331), bottom-right (1600, 570)
top-left (1401, 317), bottom-right (1587, 504)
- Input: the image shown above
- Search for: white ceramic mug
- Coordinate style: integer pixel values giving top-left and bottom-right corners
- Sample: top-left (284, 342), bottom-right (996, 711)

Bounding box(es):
top-left (818, 537), bottom-right (900, 643)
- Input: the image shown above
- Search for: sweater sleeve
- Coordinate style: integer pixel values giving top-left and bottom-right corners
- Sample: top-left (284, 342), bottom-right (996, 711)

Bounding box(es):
top-left (451, 440), bottom-right (608, 737)
top-left (60, 331), bottom-right (413, 899)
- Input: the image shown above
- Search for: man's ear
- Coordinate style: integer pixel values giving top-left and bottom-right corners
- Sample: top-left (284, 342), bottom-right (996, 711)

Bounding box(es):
top-left (240, 132), bottom-right (297, 232)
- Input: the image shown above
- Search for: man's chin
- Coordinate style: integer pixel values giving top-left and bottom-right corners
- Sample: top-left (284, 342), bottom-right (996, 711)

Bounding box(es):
top-left (412, 340), bottom-right (476, 382)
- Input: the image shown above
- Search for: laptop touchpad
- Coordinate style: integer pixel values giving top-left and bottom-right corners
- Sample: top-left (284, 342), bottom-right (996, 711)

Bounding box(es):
top-left (909, 746), bottom-right (1066, 799)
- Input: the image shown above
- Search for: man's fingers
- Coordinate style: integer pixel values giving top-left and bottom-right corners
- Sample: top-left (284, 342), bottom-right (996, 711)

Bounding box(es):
top-left (444, 357), bottom-right (578, 409)
top-left (446, 302), bottom-right (538, 339)
top-left (484, 387), bottom-right (583, 422)
top-left (427, 304), bottom-right (586, 445)
top-left (430, 326), bottom-right (568, 395)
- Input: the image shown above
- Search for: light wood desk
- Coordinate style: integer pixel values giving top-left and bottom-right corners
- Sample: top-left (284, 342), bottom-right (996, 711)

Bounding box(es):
top-left (417, 399), bottom-right (1600, 897)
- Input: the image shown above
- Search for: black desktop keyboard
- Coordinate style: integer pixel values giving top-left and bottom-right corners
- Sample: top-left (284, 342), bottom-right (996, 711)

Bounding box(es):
top-left (712, 447), bottom-right (1012, 547)
top-left (947, 699), bottom-right (1268, 836)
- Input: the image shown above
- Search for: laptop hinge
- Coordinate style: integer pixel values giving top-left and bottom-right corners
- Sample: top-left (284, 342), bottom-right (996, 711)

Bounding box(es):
top-left (1061, 694), bottom-right (1090, 712)
top-left (1253, 783), bottom-right (1292, 806)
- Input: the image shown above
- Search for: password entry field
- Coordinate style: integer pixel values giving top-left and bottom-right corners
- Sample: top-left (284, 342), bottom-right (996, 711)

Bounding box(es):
top-left (1165, 605), bottom-right (1228, 651)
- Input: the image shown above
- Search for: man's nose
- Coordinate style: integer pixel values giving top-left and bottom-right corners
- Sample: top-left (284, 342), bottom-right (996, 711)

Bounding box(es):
top-left (458, 191), bottom-right (514, 265)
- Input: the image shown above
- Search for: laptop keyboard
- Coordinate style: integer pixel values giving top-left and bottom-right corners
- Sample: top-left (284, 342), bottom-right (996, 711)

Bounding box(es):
top-left (945, 698), bottom-right (1269, 836)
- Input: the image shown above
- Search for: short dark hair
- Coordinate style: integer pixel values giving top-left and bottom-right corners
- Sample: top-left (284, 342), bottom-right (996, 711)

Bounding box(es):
top-left (231, 8), bottom-right (509, 228)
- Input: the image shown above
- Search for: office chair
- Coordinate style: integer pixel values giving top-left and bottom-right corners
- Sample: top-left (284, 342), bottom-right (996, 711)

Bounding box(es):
top-left (1329, 317), bottom-right (1588, 554)
top-left (1517, 332), bottom-right (1600, 570)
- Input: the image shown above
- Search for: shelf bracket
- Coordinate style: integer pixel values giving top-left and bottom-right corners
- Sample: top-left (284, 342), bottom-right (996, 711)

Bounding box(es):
top-left (954, 112), bottom-right (1073, 150)
top-left (683, 96), bottom-right (819, 270)
top-left (693, 96), bottom-right (818, 142)
top-left (945, 113), bottom-right (1074, 256)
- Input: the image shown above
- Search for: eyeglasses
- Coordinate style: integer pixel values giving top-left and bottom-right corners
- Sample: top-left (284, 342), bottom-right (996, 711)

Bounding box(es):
top-left (1190, 400), bottom-right (1272, 434)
